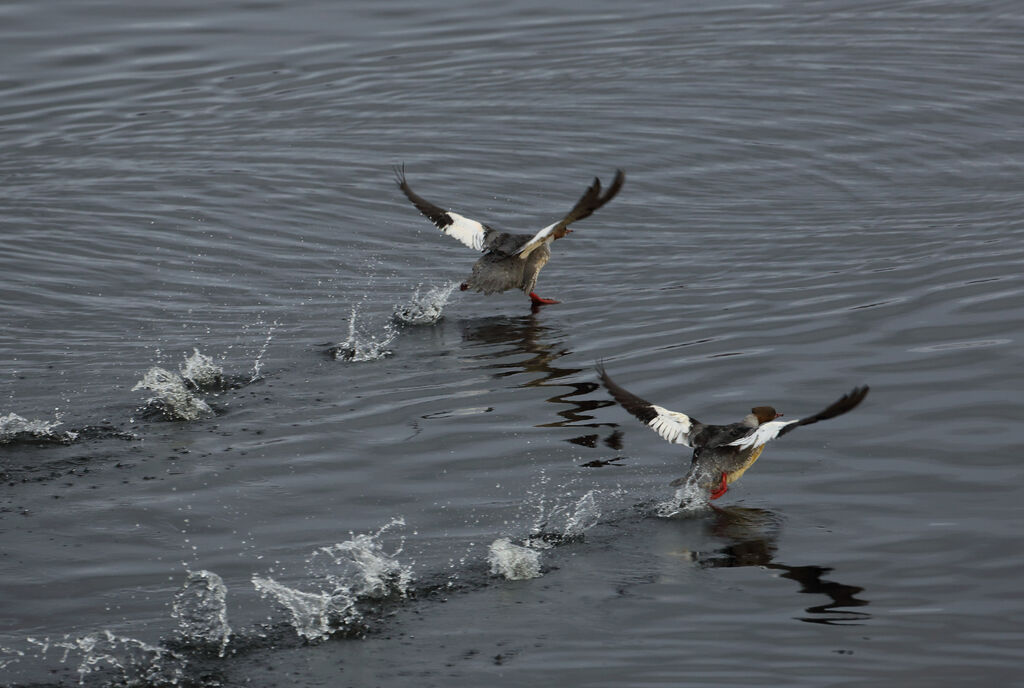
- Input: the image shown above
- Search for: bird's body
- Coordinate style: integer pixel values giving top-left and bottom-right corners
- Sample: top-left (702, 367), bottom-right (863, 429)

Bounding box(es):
top-left (597, 364), bottom-right (869, 500)
top-left (395, 167), bottom-right (624, 305)
top-left (464, 239), bottom-right (551, 296)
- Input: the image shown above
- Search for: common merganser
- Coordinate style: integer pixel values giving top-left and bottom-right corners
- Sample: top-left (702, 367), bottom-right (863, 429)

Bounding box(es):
top-left (596, 364), bottom-right (869, 500)
top-left (395, 167), bottom-right (624, 306)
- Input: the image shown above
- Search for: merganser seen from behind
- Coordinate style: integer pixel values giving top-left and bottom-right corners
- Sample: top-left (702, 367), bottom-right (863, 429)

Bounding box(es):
top-left (597, 364), bottom-right (869, 501)
top-left (395, 166), bottom-right (624, 306)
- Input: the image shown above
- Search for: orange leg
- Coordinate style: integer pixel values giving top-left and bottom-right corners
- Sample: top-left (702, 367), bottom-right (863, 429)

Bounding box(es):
top-left (529, 291), bottom-right (560, 305)
top-left (710, 472), bottom-right (729, 500)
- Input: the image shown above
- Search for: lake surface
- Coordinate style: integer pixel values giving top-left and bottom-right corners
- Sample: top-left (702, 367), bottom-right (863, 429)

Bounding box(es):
top-left (2, 0), bottom-right (1023, 685)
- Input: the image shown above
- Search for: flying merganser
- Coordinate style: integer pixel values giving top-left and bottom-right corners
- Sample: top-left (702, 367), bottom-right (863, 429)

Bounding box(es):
top-left (395, 167), bottom-right (624, 306)
top-left (596, 364), bottom-right (869, 500)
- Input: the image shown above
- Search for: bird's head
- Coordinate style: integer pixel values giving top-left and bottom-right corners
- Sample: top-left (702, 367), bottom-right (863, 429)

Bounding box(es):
top-left (751, 406), bottom-right (783, 424)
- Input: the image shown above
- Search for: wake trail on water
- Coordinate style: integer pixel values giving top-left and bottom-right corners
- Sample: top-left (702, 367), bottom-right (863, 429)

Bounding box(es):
top-left (0, 412), bottom-right (79, 445)
top-left (0, 477), bottom-right (706, 685)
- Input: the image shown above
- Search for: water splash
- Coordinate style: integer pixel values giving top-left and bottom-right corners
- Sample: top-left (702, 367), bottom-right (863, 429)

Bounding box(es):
top-left (563, 490), bottom-right (602, 538)
top-left (30, 631), bottom-right (185, 687)
top-left (251, 577), bottom-right (347, 642)
top-left (487, 538), bottom-right (542, 580)
top-left (171, 570), bottom-right (232, 657)
top-left (249, 322), bottom-right (277, 382)
top-left (393, 281), bottom-right (459, 326)
top-left (307, 520), bottom-right (414, 599)
top-left (132, 367), bottom-right (213, 421)
top-left (0, 645), bottom-right (24, 671)
top-left (330, 304), bottom-right (398, 361)
top-left (178, 348), bottom-right (224, 391)
top-left (252, 518), bottom-right (412, 641)
top-left (656, 471), bottom-right (711, 517)
top-left (0, 412), bottom-right (78, 444)
top-left (131, 348), bottom-right (231, 420)
top-left (527, 489), bottom-right (604, 548)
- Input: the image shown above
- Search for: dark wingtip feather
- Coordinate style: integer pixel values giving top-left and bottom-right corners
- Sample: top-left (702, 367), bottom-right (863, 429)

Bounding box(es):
top-left (604, 170), bottom-right (626, 202)
top-left (778, 385), bottom-right (870, 437)
top-left (596, 362), bottom-right (659, 426)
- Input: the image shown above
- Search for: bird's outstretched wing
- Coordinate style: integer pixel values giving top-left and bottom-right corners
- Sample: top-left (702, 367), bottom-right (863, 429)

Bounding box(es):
top-left (597, 363), bottom-right (697, 447)
top-left (514, 170), bottom-right (625, 259)
top-left (728, 386), bottom-right (870, 451)
top-left (394, 165), bottom-right (493, 252)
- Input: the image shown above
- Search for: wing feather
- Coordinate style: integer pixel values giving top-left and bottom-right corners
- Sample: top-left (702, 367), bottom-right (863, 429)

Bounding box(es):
top-left (395, 165), bottom-right (490, 252)
top-left (514, 170), bottom-right (625, 259)
top-left (597, 363), bottom-right (696, 447)
top-left (728, 386), bottom-right (870, 450)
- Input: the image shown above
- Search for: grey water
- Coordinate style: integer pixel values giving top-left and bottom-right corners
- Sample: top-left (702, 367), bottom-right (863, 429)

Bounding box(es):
top-left (2, 0), bottom-right (1023, 685)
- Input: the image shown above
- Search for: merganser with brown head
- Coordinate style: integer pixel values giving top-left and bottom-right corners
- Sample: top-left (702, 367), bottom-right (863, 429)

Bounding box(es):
top-left (395, 166), bottom-right (624, 306)
top-left (597, 363), bottom-right (869, 501)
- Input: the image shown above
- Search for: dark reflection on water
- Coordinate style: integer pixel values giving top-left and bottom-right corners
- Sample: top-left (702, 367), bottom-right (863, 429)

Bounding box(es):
top-left (460, 314), bottom-right (619, 441)
top-left (696, 506), bottom-right (870, 626)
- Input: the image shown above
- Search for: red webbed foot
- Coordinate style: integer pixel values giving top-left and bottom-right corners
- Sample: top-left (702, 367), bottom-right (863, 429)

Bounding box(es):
top-left (709, 472), bottom-right (729, 500)
top-left (529, 292), bottom-right (560, 305)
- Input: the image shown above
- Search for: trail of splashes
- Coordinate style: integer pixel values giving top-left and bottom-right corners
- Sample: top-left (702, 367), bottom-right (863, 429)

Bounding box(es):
top-left (252, 518), bottom-right (413, 641)
top-left (172, 570), bottom-right (232, 657)
top-left (26, 631), bottom-right (186, 687)
top-left (393, 281), bottom-right (459, 326)
top-left (0, 412), bottom-right (78, 444)
top-left (330, 303), bottom-right (398, 361)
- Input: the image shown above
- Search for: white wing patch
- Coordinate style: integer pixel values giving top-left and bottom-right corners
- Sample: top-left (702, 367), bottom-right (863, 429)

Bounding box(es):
top-left (514, 222), bottom-right (557, 260)
top-left (728, 419), bottom-right (800, 451)
top-left (443, 211), bottom-right (487, 251)
top-left (647, 404), bottom-right (693, 446)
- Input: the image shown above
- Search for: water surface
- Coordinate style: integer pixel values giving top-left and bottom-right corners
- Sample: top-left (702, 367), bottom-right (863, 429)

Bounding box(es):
top-left (2, 0), bottom-right (1023, 685)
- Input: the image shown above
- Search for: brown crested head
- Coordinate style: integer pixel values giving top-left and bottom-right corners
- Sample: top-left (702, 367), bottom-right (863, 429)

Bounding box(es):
top-left (751, 406), bottom-right (782, 424)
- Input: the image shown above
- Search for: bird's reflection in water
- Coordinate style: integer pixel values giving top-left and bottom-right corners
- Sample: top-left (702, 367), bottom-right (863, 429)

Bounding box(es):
top-left (460, 314), bottom-right (620, 447)
top-left (695, 506), bottom-right (870, 626)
